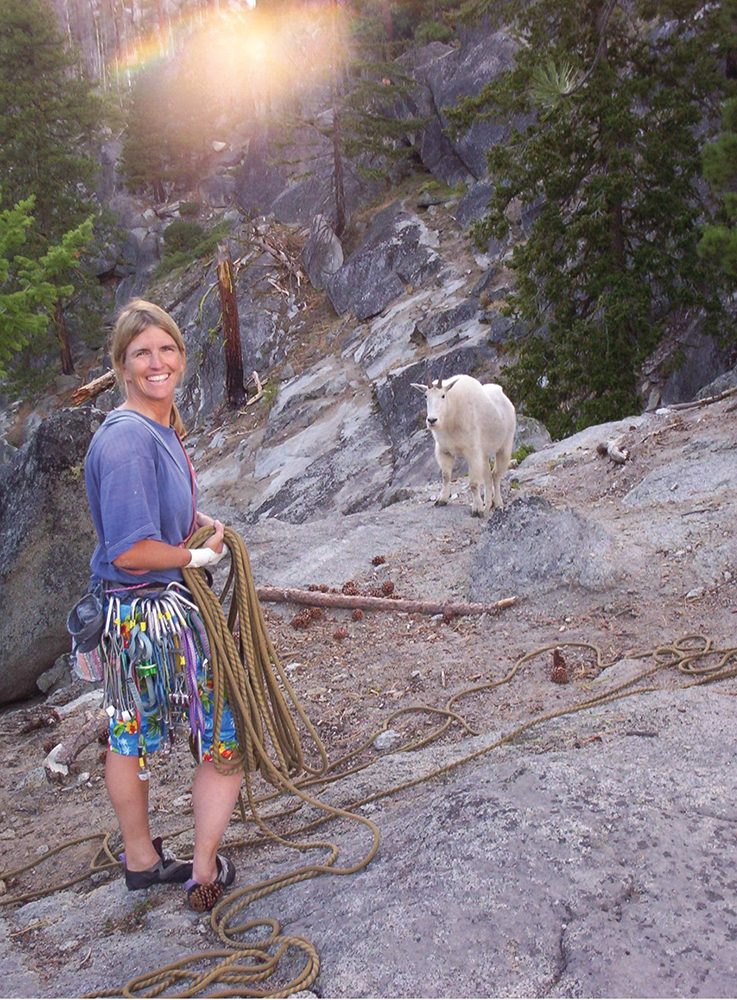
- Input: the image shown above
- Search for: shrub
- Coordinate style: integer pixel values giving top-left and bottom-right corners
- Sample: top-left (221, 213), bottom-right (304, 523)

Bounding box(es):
top-left (162, 220), bottom-right (206, 255)
top-left (414, 20), bottom-right (454, 45)
top-left (153, 220), bottom-right (231, 280)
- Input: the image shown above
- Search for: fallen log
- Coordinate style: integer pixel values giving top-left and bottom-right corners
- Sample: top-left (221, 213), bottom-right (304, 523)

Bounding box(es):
top-left (664, 385), bottom-right (737, 411)
top-left (256, 586), bottom-right (518, 618)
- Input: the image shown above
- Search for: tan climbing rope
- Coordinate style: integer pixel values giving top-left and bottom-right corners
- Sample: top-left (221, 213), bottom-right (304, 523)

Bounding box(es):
top-left (1, 527), bottom-right (736, 998)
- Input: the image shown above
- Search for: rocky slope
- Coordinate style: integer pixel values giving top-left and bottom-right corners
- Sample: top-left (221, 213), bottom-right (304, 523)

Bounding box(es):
top-left (0, 392), bottom-right (736, 998)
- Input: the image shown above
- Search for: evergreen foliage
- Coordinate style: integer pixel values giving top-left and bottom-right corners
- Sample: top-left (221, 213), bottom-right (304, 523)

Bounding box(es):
top-left (0, 198), bottom-right (93, 378)
top-left (449, 0), bottom-right (735, 439)
top-left (153, 219), bottom-right (231, 280)
top-left (697, 0), bottom-right (737, 286)
top-left (0, 0), bottom-right (105, 377)
top-left (699, 97), bottom-right (737, 285)
top-left (0, 0), bottom-right (100, 245)
top-left (120, 66), bottom-right (172, 203)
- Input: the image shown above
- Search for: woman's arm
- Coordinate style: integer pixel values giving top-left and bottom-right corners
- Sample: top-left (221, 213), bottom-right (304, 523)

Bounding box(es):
top-left (113, 520), bottom-right (225, 574)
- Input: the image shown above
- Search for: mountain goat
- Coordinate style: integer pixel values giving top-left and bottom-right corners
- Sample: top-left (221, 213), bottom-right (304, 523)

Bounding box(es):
top-left (411, 374), bottom-right (516, 517)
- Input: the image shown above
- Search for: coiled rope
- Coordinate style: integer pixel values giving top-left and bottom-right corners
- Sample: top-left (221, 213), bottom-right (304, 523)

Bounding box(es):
top-left (1, 527), bottom-right (736, 997)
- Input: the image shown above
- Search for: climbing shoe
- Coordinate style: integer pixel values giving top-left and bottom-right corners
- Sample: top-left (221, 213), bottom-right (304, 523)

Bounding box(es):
top-left (122, 836), bottom-right (193, 891)
top-left (185, 854), bottom-right (236, 912)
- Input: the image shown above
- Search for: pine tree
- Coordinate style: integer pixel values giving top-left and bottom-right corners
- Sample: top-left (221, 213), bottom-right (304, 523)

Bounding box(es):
top-left (449, 0), bottom-right (735, 438)
top-left (699, 97), bottom-right (737, 285)
top-left (120, 66), bottom-right (172, 203)
top-left (0, 198), bottom-right (93, 378)
top-left (0, 0), bottom-right (102, 375)
top-left (698, 0), bottom-right (737, 286)
top-left (0, 0), bottom-right (99, 245)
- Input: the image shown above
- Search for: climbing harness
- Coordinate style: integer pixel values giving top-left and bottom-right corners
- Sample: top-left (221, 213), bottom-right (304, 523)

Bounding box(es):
top-left (93, 583), bottom-right (212, 779)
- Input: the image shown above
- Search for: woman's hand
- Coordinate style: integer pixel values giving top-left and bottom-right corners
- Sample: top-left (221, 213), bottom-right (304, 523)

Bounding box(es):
top-left (203, 518), bottom-right (225, 554)
top-left (195, 510), bottom-right (215, 529)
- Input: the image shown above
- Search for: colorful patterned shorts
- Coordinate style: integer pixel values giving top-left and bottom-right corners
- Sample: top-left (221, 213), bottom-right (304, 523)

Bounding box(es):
top-left (105, 594), bottom-right (238, 762)
top-left (108, 672), bottom-right (238, 761)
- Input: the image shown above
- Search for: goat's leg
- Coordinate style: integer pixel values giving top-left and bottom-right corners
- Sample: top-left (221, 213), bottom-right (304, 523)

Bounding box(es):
top-left (467, 455), bottom-right (487, 517)
top-left (483, 455), bottom-right (495, 513)
top-left (435, 447), bottom-right (454, 505)
top-left (491, 443), bottom-right (512, 509)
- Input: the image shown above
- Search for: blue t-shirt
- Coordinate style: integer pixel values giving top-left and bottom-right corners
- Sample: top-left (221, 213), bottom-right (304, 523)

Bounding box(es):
top-left (85, 410), bottom-right (198, 586)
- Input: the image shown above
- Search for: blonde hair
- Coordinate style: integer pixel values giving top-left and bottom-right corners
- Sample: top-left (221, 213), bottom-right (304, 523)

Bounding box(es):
top-left (111, 299), bottom-right (187, 437)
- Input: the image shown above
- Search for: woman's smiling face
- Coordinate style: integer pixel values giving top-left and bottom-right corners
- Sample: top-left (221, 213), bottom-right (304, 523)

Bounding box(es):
top-left (122, 325), bottom-right (185, 410)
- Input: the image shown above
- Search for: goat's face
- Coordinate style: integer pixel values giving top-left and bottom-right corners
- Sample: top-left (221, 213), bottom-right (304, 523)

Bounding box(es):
top-left (410, 377), bottom-right (458, 431)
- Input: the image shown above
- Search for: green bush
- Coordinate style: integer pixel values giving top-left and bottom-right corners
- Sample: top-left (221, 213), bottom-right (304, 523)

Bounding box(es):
top-left (178, 201), bottom-right (201, 217)
top-left (162, 220), bottom-right (206, 254)
top-left (511, 443), bottom-right (535, 464)
top-left (414, 20), bottom-right (454, 45)
top-left (153, 220), bottom-right (231, 280)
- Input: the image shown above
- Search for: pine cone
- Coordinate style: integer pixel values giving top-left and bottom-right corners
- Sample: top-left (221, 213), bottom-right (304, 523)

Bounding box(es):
top-left (291, 610), bottom-right (312, 630)
top-left (551, 648), bottom-right (569, 684)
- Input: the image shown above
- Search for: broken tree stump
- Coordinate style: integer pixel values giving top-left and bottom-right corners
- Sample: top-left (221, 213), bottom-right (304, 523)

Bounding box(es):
top-left (70, 369), bottom-right (116, 405)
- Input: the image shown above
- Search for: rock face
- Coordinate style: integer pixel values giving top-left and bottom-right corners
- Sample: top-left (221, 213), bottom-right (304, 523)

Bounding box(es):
top-left (301, 215), bottom-right (344, 291)
top-left (0, 408), bottom-right (101, 703)
top-left (326, 203), bottom-right (443, 320)
top-left (396, 31), bottom-right (527, 187)
top-left (235, 124), bottom-right (381, 230)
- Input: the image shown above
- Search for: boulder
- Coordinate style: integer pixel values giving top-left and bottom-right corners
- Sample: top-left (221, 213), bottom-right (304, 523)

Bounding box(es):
top-left (414, 299), bottom-right (479, 343)
top-left (697, 362), bottom-right (737, 399)
top-left (643, 316), bottom-right (737, 408)
top-left (469, 495), bottom-right (624, 602)
top-left (0, 408), bottom-right (102, 704)
top-left (302, 215), bottom-right (344, 290)
top-left (326, 203), bottom-right (442, 320)
top-left (513, 415), bottom-right (551, 454)
top-left (398, 34), bottom-right (527, 187)
top-left (455, 180), bottom-right (495, 227)
top-left (249, 390), bottom-right (393, 524)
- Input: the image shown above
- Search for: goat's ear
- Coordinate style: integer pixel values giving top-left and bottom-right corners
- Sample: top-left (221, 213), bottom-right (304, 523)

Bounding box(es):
top-left (410, 383), bottom-right (428, 394)
top-left (444, 376), bottom-right (461, 392)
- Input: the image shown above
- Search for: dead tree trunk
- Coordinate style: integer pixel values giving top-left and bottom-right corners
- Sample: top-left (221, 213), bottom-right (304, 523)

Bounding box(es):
top-left (55, 299), bottom-right (75, 375)
top-left (256, 586), bottom-right (518, 619)
top-left (330, 0), bottom-right (346, 236)
top-left (217, 241), bottom-right (246, 408)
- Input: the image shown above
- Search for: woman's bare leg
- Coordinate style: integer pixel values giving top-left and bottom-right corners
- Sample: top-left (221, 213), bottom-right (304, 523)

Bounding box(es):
top-left (191, 761), bottom-right (242, 884)
top-left (105, 749), bottom-right (160, 871)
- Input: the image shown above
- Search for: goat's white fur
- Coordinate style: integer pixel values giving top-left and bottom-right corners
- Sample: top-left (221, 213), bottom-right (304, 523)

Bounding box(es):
top-left (411, 374), bottom-right (516, 516)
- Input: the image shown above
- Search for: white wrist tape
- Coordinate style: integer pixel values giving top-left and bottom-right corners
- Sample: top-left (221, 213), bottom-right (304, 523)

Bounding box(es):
top-left (187, 546), bottom-right (226, 568)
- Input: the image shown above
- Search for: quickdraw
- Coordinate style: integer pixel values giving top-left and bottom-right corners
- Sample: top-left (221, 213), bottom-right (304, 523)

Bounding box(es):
top-left (98, 584), bottom-right (211, 780)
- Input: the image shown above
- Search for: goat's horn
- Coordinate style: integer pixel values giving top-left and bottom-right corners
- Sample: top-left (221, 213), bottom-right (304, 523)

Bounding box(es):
top-left (426, 376), bottom-right (432, 388)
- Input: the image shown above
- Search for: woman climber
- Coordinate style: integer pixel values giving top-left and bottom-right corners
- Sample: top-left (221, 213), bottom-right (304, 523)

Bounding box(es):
top-left (82, 298), bottom-right (242, 912)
